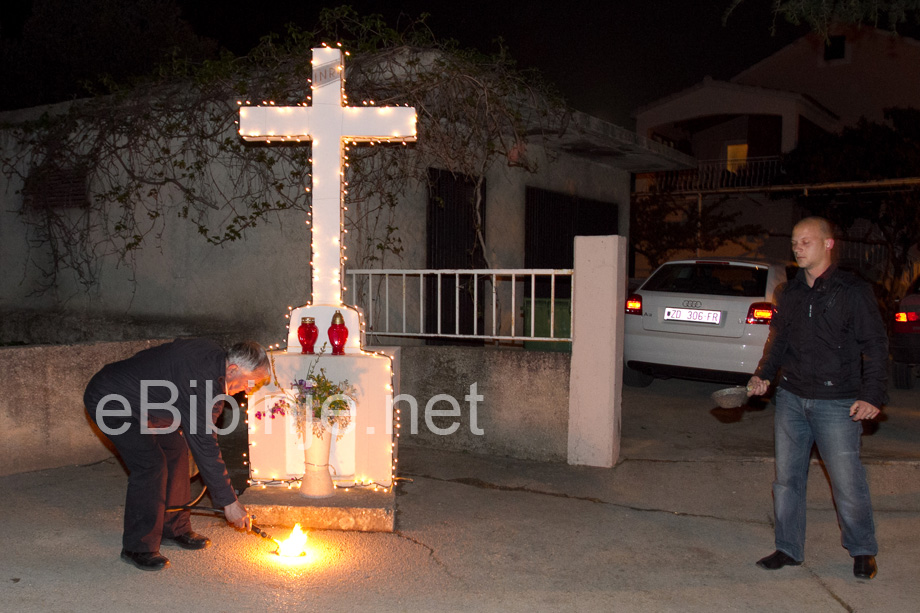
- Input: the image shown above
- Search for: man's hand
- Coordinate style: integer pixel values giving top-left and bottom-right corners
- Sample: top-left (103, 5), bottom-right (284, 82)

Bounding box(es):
top-left (224, 500), bottom-right (252, 531)
top-left (747, 376), bottom-right (769, 397)
top-left (849, 400), bottom-right (880, 421)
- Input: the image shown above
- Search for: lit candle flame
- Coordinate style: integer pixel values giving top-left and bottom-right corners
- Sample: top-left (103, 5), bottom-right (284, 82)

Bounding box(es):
top-left (273, 523), bottom-right (308, 557)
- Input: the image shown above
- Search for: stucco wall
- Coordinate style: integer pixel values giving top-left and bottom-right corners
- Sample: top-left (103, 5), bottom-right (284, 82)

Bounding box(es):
top-left (1, 340), bottom-right (570, 476)
top-left (1, 118), bottom-right (629, 352)
top-left (397, 346), bottom-right (570, 461)
top-left (0, 339), bottom-right (169, 476)
top-left (732, 26), bottom-right (920, 127)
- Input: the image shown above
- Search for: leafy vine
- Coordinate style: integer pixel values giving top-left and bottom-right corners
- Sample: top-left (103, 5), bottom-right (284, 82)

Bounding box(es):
top-left (0, 7), bottom-right (569, 300)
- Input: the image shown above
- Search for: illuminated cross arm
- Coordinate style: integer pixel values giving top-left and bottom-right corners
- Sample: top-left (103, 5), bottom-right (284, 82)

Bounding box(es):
top-left (238, 46), bottom-right (418, 306)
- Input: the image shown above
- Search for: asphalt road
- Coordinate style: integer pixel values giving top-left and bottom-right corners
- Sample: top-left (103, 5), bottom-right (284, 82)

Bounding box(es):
top-left (2, 375), bottom-right (919, 612)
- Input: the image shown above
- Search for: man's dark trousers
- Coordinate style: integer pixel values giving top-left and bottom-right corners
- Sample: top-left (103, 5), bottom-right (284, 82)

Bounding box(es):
top-left (89, 412), bottom-right (193, 552)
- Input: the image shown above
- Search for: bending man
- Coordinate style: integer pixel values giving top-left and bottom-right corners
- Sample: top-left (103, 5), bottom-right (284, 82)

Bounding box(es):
top-left (84, 338), bottom-right (270, 571)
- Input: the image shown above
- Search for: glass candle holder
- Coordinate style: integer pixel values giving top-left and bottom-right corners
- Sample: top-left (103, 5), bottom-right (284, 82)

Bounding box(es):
top-left (327, 310), bottom-right (348, 355)
top-left (297, 317), bottom-right (318, 354)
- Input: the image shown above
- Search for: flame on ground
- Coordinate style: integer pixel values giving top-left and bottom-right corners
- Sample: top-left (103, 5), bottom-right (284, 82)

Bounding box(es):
top-left (273, 523), bottom-right (308, 557)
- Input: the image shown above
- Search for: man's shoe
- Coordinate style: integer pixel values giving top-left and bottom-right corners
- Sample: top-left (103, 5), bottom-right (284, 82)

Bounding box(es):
top-left (853, 555), bottom-right (878, 579)
top-left (164, 531), bottom-right (211, 550)
top-left (120, 549), bottom-right (169, 571)
top-left (756, 550), bottom-right (802, 570)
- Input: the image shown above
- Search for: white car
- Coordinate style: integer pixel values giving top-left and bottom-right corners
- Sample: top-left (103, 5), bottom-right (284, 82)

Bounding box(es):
top-left (623, 258), bottom-right (787, 386)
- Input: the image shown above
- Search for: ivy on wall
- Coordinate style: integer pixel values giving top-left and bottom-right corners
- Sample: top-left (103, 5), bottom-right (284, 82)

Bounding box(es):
top-left (0, 8), bottom-right (568, 299)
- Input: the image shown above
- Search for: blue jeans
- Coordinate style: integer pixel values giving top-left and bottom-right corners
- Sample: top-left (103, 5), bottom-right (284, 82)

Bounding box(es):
top-left (772, 388), bottom-right (877, 561)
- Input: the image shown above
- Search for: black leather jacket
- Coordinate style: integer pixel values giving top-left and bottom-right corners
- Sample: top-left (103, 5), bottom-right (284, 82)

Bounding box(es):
top-left (755, 265), bottom-right (888, 407)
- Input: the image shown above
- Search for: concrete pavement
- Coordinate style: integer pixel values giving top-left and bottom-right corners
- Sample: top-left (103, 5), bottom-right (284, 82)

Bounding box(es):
top-left (2, 377), bottom-right (919, 612)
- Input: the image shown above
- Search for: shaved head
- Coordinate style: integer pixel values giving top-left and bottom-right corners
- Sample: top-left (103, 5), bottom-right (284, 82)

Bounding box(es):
top-left (794, 216), bottom-right (834, 241)
top-left (791, 216), bottom-right (835, 285)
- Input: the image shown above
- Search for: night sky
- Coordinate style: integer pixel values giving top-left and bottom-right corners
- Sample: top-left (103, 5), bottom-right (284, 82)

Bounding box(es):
top-left (1, 1), bottom-right (810, 128)
top-left (176, 0), bottom-right (808, 127)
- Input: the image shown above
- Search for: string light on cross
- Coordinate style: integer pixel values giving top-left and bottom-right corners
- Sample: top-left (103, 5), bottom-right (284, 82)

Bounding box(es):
top-left (238, 45), bottom-right (417, 306)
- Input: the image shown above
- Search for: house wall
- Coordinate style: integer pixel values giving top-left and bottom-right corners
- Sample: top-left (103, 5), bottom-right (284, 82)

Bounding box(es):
top-left (683, 115), bottom-right (782, 164)
top-left (379, 146), bottom-right (630, 271)
top-left (637, 80), bottom-right (841, 155)
top-left (0, 200), bottom-right (308, 348)
top-left (638, 27), bottom-right (920, 162)
top-left (692, 116), bottom-right (749, 161)
top-left (0, 103), bottom-right (312, 347)
top-left (1, 102), bottom-right (630, 349)
top-left (732, 26), bottom-right (920, 126)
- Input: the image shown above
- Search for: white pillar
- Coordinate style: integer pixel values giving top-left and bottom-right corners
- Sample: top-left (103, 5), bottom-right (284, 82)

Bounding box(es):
top-left (567, 235), bottom-right (626, 467)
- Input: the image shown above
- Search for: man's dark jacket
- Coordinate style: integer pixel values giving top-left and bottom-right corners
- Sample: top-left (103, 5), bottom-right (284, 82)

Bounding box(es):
top-left (84, 338), bottom-right (237, 507)
top-left (755, 265), bottom-right (888, 408)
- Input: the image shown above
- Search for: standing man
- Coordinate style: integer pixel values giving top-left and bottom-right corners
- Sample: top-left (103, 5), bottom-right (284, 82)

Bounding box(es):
top-left (84, 338), bottom-right (271, 571)
top-left (748, 217), bottom-right (887, 580)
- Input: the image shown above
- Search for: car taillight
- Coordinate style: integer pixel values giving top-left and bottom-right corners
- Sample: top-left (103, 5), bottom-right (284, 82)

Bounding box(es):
top-left (625, 293), bottom-right (642, 315)
top-left (894, 310), bottom-right (920, 333)
top-left (746, 302), bottom-right (774, 324)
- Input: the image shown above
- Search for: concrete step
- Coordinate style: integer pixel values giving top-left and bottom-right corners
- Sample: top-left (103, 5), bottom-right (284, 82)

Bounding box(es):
top-left (240, 485), bottom-right (395, 532)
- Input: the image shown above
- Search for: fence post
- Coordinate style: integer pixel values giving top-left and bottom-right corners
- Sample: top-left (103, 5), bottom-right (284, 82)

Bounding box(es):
top-left (567, 235), bottom-right (627, 467)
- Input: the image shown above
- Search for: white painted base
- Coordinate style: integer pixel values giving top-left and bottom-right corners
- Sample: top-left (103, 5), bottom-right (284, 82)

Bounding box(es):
top-left (248, 349), bottom-right (395, 489)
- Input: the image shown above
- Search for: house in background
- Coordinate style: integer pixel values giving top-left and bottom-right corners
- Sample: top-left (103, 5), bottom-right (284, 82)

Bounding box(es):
top-left (0, 95), bottom-right (690, 348)
top-left (0, 91), bottom-right (691, 466)
top-left (632, 25), bottom-right (920, 278)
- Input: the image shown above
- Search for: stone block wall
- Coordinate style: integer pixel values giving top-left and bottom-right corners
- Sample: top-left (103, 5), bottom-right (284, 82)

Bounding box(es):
top-left (396, 345), bottom-right (570, 462)
top-left (0, 340), bottom-right (168, 476)
top-left (2, 340), bottom-right (572, 477)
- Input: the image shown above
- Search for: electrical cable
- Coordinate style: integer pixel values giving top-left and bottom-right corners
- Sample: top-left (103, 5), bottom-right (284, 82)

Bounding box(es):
top-left (187, 483), bottom-right (209, 507)
top-left (165, 486), bottom-right (273, 540)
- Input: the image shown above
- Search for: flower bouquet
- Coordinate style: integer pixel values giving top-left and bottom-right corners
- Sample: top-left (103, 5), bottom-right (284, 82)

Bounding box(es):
top-left (268, 344), bottom-right (355, 442)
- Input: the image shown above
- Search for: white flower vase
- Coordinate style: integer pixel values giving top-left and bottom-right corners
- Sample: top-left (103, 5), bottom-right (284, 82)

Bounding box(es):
top-left (300, 419), bottom-right (334, 498)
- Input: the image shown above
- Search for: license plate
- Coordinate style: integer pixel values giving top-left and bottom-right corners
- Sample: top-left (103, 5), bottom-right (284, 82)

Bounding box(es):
top-left (664, 307), bottom-right (722, 325)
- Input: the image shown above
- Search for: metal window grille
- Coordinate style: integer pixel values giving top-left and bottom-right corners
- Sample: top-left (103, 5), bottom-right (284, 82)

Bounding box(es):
top-left (22, 165), bottom-right (89, 210)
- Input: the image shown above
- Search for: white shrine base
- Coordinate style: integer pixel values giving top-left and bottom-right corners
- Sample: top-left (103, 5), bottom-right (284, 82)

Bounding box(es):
top-left (241, 484), bottom-right (395, 532)
top-left (248, 350), bottom-right (395, 489)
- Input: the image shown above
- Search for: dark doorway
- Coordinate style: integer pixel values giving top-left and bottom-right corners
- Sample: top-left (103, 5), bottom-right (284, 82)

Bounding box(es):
top-left (524, 186), bottom-right (619, 299)
top-left (425, 168), bottom-right (487, 344)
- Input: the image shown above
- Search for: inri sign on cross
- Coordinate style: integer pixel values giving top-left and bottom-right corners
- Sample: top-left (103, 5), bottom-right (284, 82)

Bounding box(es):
top-left (238, 46), bottom-right (418, 306)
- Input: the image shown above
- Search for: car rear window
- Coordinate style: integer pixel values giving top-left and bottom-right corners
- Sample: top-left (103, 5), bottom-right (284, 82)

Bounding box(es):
top-left (642, 263), bottom-right (768, 297)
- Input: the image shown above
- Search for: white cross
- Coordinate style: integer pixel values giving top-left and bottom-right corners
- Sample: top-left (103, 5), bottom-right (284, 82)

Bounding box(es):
top-left (238, 46), bottom-right (417, 305)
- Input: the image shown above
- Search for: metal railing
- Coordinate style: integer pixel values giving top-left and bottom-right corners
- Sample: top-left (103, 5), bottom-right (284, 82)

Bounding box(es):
top-left (346, 269), bottom-right (574, 342)
top-left (638, 156), bottom-right (784, 193)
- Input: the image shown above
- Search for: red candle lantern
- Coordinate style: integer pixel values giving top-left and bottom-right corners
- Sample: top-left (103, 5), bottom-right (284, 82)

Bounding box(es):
top-left (297, 317), bottom-right (318, 354)
top-left (328, 310), bottom-right (348, 355)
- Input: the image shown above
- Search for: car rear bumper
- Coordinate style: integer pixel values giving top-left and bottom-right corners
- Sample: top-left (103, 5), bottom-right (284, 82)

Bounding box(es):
top-left (625, 361), bottom-right (753, 385)
top-left (624, 322), bottom-right (767, 381)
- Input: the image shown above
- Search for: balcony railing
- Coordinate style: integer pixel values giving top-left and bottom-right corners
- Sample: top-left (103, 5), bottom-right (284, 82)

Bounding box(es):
top-left (637, 156), bottom-right (784, 193)
top-left (346, 269), bottom-right (574, 343)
